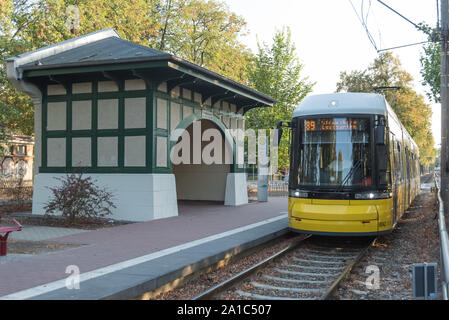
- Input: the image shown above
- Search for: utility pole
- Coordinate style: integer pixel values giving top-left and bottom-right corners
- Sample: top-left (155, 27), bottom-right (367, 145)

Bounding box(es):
top-left (441, 0), bottom-right (449, 213)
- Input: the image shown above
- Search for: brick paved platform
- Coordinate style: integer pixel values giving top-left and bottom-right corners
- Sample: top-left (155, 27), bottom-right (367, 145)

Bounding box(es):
top-left (0, 198), bottom-right (288, 300)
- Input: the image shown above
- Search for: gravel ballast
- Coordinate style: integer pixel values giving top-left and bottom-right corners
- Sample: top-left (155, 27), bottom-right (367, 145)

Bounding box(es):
top-left (335, 176), bottom-right (440, 300)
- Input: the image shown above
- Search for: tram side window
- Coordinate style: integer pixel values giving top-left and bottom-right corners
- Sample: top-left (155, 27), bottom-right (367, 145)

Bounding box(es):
top-left (376, 136), bottom-right (391, 187)
top-left (398, 142), bottom-right (404, 183)
top-left (393, 140), bottom-right (403, 184)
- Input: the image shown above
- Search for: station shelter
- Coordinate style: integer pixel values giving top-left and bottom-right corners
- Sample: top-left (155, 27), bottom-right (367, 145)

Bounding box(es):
top-left (7, 29), bottom-right (275, 221)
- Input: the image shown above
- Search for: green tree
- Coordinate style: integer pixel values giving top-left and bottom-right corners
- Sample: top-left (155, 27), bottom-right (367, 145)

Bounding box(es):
top-left (336, 52), bottom-right (437, 168)
top-left (154, 0), bottom-right (251, 83)
top-left (0, 0), bottom-right (161, 136)
top-left (0, 0), bottom-right (251, 136)
top-left (246, 27), bottom-right (314, 170)
top-left (417, 23), bottom-right (440, 103)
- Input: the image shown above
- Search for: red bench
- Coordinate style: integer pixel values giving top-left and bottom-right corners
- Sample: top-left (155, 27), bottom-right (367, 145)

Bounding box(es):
top-left (0, 216), bottom-right (22, 256)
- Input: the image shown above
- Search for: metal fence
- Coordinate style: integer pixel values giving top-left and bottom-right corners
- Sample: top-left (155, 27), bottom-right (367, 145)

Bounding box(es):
top-left (268, 181), bottom-right (289, 197)
top-left (247, 179), bottom-right (289, 198)
top-left (435, 173), bottom-right (449, 300)
top-left (0, 179), bottom-right (33, 209)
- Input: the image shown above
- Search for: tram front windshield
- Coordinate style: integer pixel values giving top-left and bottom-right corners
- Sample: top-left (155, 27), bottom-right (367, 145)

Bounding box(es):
top-left (293, 117), bottom-right (373, 189)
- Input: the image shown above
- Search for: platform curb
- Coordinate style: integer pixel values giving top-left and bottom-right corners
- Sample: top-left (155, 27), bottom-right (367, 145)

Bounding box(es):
top-left (25, 218), bottom-right (289, 300)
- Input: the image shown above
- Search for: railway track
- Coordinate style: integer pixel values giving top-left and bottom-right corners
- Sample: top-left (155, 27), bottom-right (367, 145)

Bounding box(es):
top-left (192, 236), bottom-right (375, 300)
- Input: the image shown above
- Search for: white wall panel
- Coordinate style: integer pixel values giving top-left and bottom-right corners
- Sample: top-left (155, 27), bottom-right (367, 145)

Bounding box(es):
top-left (156, 136), bottom-right (167, 168)
top-left (72, 137), bottom-right (91, 167)
top-left (183, 105), bottom-right (193, 119)
top-left (98, 99), bottom-right (119, 129)
top-left (98, 81), bottom-right (118, 92)
top-left (47, 138), bottom-right (66, 167)
top-left (47, 102), bottom-right (66, 131)
top-left (72, 82), bottom-right (92, 94)
top-left (125, 97), bottom-right (146, 129)
top-left (124, 136), bottom-right (146, 167)
top-left (47, 84), bottom-right (66, 95)
top-left (182, 88), bottom-right (191, 100)
top-left (72, 100), bottom-right (92, 130)
top-left (194, 92), bottom-right (202, 104)
top-left (97, 137), bottom-right (118, 167)
top-left (157, 98), bottom-right (168, 129)
top-left (125, 79), bottom-right (146, 91)
top-left (170, 102), bottom-right (181, 132)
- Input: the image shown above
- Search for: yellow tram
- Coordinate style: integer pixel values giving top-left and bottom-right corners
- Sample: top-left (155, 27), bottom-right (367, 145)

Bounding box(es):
top-left (279, 93), bottom-right (420, 236)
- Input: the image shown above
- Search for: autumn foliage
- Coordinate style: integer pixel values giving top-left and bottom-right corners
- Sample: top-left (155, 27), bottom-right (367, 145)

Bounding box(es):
top-left (336, 52), bottom-right (436, 168)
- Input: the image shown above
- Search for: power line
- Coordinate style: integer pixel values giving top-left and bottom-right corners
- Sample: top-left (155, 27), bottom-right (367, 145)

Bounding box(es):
top-left (348, 1), bottom-right (432, 54)
top-left (376, 0), bottom-right (421, 30)
top-left (377, 40), bottom-right (432, 53)
top-left (348, 0), bottom-right (378, 51)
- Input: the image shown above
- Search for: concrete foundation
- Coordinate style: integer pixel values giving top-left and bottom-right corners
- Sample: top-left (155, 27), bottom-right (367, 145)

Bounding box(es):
top-left (32, 173), bottom-right (178, 222)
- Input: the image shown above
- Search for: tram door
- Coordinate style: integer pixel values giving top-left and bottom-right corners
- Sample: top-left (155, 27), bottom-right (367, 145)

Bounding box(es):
top-left (406, 149), bottom-right (411, 206)
top-left (392, 138), bottom-right (399, 225)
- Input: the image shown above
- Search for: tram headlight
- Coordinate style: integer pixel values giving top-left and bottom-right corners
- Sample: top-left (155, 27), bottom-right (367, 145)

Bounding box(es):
top-left (355, 192), bottom-right (392, 199)
top-left (289, 190), bottom-right (308, 198)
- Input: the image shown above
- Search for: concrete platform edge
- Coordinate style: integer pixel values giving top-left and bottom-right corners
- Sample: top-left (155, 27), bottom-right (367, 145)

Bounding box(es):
top-left (28, 219), bottom-right (289, 300)
top-left (103, 227), bottom-right (289, 300)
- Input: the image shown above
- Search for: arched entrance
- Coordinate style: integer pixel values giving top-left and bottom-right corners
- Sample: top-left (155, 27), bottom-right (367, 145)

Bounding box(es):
top-left (172, 118), bottom-right (233, 202)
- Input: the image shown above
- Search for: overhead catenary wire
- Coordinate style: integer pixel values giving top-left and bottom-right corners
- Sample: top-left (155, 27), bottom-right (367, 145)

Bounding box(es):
top-left (377, 40), bottom-right (433, 53)
top-left (348, 0), bottom-right (434, 54)
top-left (348, 0), bottom-right (378, 52)
top-left (376, 0), bottom-right (421, 30)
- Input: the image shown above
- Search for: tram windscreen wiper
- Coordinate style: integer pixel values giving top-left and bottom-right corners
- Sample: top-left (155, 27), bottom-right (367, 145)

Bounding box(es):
top-left (336, 159), bottom-right (363, 192)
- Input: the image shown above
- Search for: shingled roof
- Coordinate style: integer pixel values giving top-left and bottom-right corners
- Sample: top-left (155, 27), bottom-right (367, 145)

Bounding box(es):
top-left (8, 29), bottom-right (276, 111)
top-left (20, 36), bottom-right (172, 69)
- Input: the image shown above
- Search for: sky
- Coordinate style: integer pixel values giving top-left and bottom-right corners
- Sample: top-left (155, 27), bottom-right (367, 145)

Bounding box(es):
top-left (224, 0), bottom-right (441, 146)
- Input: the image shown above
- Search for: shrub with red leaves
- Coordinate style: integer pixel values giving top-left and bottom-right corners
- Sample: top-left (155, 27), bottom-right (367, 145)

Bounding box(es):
top-left (44, 173), bottom-right (116, 223)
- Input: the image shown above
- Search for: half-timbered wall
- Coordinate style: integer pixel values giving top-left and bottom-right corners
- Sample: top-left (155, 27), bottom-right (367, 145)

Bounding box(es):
top-left (41, 79), bottom-right (244, 174)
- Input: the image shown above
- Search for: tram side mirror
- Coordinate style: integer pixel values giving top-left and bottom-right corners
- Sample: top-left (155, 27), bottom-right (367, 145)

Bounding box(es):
top-left (375, 125), bottom-right (386, 145)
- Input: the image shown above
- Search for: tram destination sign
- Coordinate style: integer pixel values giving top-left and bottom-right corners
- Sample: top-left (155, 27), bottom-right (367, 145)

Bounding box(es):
top-left (305, 118), bottom-right (362, 132)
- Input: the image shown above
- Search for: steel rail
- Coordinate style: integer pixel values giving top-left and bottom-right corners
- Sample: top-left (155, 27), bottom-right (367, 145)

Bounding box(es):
top-left (320, 239), bottom-right (374, 300)
top-left (435, 173), bottom-right (449, 299)
top-left (191, 235), bottom-right (311, 300)
top-left (192, 235), bottom-right (373, 300)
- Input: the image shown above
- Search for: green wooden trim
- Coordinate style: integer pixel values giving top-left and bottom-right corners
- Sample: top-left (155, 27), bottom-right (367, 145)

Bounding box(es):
top-left (42, 78), bottom-right (156, 174)
top-left (91, 81), bottom-right (98, 168)
top-left (42, 89), bottom-right (48, 168)
top-left (41, 76), bottom-right (242, 174)
top-left (46, 129), bottom-right (149, 138)
top-left (153, 93), bottom-right (169, 170)
top-left (118, 80), bottom-right (125, 168)
top-left (167, 99), bottom-right (172, 170)
top-left (25, 61), bottom-right (169, 77)
top-left (146, 85), bottom-right (154, 171)
top-left (167, 61), bottom-right (272, 106)
top-left (66, 85), bottom-right (73, 170)
top-left (154, 128), bottom-right (169, 137)
top-left (44, 90), bottom-right (147, 102)
top-left (39, 167), bottom-right (154, 174)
